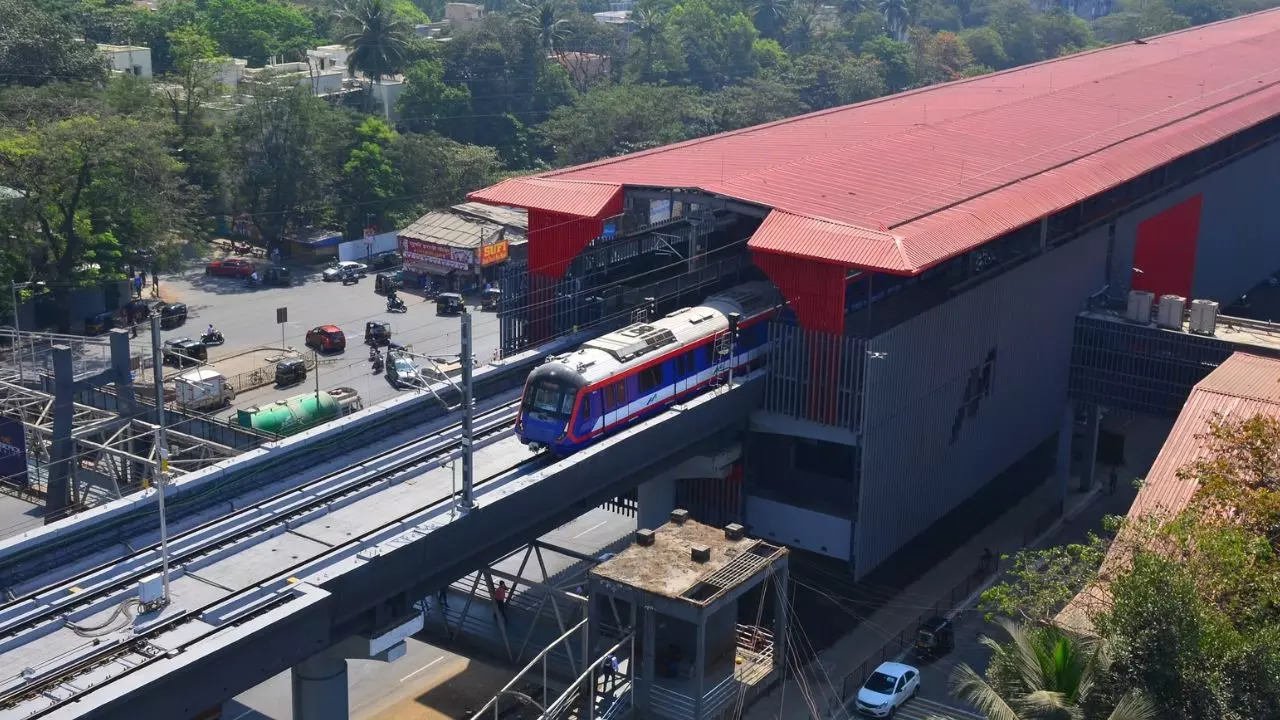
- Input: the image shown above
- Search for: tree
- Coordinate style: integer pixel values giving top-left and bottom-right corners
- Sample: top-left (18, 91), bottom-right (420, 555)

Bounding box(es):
top-left (340, 117), bottom-right (403, 239)
top-left (516, 0), bottom-right (571, 54)
top-left (836, 55), bottom-right (887, 103)
top-left (1092, 0), bottom-right (1189, 44)
top-left (879, 0), bottom-right (910, 40)
top-left (861, 35), bottom-right (914, 90)
top-left (668, 0), bottom-right (760, 89)
top-left (224, 78), bottom-right (348, 245)
top-left (0, 0), bottom-right (107, 88)
top-left (202, 0), bottom-right (317, 67)
top-left (913, 29), bottom-right (975, 84)
top-left (1033, 9), bottom-right (1091, 59)
top-left (960, 25), bottom-right (1009, 69)
top-left (398, 58), bottom-right (472, 135)
top-left (335, 0), bottom-right (413, 113)
top-left (0, 116), bottom-right (195, 329)
top-left (163, 25), bottom-right (219, 147)
top-left (751, 0), bottom-right (793, 39)
top-left (536, 84), bottom-right (706, 164)
top-left (391, 132), bottom-right (503, 219)
top-left (950, 618), bottom-right (1158, 720)
top-left (707, 78), bottom-right (807, 131)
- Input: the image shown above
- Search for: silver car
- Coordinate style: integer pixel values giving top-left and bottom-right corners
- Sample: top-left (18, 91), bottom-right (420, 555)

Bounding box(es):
top-left (322, 261), bottom-right (368, 282)
top-left (387, 356), bottom-right (422, 389)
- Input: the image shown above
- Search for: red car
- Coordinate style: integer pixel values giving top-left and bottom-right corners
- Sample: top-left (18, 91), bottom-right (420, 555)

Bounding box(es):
top-left (205, 258), bottom-right (256, 278)
top-left (306, 325), bottom-right (346, 353)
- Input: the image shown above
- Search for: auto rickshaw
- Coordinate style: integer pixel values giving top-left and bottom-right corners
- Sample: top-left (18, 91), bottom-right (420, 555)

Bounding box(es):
top-left (275, 357), bottom-right (307, 387)
top-left (84, 311), bottom-right (115, 336)
top-left (481, 287), bottom-right (501, 312)
top-left (374, 272), bottom-right (402, 295)
top-left (436, 292), bottom-right (464, 315)
top-left (914, 616), bottom-right (954, 660)
top-left (263, 266), bottom-right (292, 287)
top-left (365, 320), bottom-right (392, 346)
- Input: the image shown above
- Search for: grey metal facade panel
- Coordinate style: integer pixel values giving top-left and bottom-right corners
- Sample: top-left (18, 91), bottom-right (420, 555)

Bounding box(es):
top-left (853, 226), bottom-right (1109, 578)
top-left (1108, 140), bottom-right (1280, 304)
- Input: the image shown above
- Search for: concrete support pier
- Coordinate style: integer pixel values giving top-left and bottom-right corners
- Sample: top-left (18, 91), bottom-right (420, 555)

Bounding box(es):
top-left (637, 475), bottom-right (676, 530)
top-left (291, 653), bottom-right (349, 720)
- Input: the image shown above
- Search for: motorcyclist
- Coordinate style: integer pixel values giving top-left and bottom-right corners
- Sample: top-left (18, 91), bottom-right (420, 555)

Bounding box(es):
top-left (249, 271), bottom-right (260, 285)
top-left (206, 323), bottom-right (216, 338)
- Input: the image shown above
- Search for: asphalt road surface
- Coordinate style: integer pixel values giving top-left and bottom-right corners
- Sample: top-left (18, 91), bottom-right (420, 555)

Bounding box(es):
top-left (147, 263), bottom-right (501, 416)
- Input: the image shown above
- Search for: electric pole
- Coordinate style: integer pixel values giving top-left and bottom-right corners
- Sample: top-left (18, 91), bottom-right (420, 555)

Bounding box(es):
top-left (458, 308), bottom-right (475, 512)
top-left (313, 349), bottom-right (321, 403)
top-left (149, 315), bottom-right (172, 605)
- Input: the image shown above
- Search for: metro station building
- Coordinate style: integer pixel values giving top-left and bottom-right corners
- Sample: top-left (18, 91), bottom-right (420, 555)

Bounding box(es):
top-left (471, 11), bottom-right (1280, 578)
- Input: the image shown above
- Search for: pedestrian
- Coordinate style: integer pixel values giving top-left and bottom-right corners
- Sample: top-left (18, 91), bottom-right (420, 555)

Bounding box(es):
top-left (600, 653), bottom-right (616, 692)
top-left (1109, 468), bottom-right (1119, 495)
top-left (133, 275), bottom-right (143, 298)
top-left (493, 581), bottom-right (508, 622)
top-left (608, 653), bottom-right (620, 691)
top-left (139, 269), bottom-right (146, 287)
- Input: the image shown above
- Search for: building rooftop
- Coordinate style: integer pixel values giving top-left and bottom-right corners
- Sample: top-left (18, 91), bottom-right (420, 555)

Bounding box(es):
top-left (399, 211), bottom-right (501, 249)
top-left (1057, 350), bottom-right (1280, 633)
top-left (97, 44), bottom-right (149, 53)
top-left (452, 202), bottom-right (528, 232)
top-left (591, 517), bottom-right (786, 607)
top-left (471, 10), bottom-right (1280, 275)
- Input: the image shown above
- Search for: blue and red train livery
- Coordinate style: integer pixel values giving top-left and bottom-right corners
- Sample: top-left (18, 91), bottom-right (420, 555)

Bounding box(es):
top-left (516, 282), bottom-right (780, 455)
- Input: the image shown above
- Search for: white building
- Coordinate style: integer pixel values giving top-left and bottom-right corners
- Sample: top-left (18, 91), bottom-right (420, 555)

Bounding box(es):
top-left (593, 10), bottom-right (634, 30)
top-left (98, 45), bottom-right (152, 78)
top-left (306, 45), bottom-right (350, 72)
top-left (444, 3), bottom-right (485, 30)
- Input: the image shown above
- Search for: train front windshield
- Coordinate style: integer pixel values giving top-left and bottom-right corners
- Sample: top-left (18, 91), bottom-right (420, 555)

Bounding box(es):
top-left (525, 380), bottom-right (577, 419)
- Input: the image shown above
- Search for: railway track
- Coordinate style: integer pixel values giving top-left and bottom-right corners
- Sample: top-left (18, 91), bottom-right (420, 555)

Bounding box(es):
top-left (0, 400), bottom-right (552, 716)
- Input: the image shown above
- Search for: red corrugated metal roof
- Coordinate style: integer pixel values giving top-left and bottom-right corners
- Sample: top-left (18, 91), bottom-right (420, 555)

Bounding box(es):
top-left (1058, 350), bottom-right (1280, 633)
top-left (468, 177), bottom-right (622, 218)
top-left (469, 10), bottom-right (1280, 273)
top-left (1131, 352), bottom-right (1280, 519)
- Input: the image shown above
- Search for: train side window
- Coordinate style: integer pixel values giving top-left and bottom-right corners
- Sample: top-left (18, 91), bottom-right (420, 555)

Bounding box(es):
top-left (603, 383), bottom-right (621, 411)
top-left (638, 366), bottom-right (662, 394)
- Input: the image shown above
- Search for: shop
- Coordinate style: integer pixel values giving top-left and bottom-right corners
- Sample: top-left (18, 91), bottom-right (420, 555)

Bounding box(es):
top-left (397, 210), bottom-right (512, 293)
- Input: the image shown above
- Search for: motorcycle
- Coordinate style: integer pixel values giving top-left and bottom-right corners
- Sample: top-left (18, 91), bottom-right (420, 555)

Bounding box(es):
top-left (386, 296), bottom-right (406, 313)
top-left (201, 330), bottom-right (225, 346)
top-left (244, 275), bottom-right (260, 288)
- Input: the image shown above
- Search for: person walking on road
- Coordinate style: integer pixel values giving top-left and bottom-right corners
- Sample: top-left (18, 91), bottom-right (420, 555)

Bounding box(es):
top-left (1109, 467), bottom-right (1119, 495)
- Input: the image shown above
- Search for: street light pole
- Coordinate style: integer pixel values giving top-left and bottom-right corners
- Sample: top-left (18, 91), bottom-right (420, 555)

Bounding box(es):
top-left (458, 308), bottom-right (475, 512)
top-left (149, 314), bottom-right (172, 605)
top-left (10, 281), bottom-right (24, 383)
top-left (313, 349), bottom-right (320, 403)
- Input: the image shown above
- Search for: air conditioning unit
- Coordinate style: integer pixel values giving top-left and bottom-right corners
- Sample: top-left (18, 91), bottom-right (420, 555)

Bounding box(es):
top-left (1157, 295), bottom-right (1186, 330)
top-left (1125, 290), bottom-right (1154, 323)
top-left (1189, 299), bottom-right (1220, 335)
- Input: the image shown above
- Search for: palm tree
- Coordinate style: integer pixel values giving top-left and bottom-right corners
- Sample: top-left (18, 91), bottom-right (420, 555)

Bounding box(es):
top-left (333, 0), bottom-right (411, 113)
top-left (878, 0), bottom-right (908, 40)
top-left (631, 5), bottom-right (662, 81)
top-left (516, 0), bottom-right (570, 55)
top-left (949, 619), bottom-right (1158, 720)
top-left (750, 0), bottom-right (793, 39)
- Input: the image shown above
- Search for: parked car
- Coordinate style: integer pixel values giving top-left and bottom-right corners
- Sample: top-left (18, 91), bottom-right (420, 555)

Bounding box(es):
top-left (205, 258), bottom-right (256, 278)
top-left (275, 357), bottom-right (308, 387)
top-left (305, 325), bottom-right (346, 353)
top-left (162, 338), bottom-right (207, 368)
top-left (322, 261), bottom-right (368, 282)
top-left (855, 662), bottom-right (919, 718)
top-left (386, 354), bottom-right (422, 389)
top-left (157, 302), bottom-right (187, 329)
top-left (368, 250), bottom-right (402, 270)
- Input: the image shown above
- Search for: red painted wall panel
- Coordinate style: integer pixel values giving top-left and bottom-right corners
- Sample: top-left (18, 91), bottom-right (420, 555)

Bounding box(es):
top-left (1131, 194), bottom-right (1203, 300)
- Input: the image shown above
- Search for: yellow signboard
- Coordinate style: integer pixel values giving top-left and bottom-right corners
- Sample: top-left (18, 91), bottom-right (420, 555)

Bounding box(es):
top-left (480, 238), bottom-right (509, 267)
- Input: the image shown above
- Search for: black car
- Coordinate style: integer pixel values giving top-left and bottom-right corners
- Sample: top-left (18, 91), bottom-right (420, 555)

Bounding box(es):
top-left (162, 338), bottom-right (207, 367)
top-left (368, 250), bottom-right (402, 270)
top-left (158, 302), bottom-right (188, 329)
top-left (275, 357), bottom-right (307, 387)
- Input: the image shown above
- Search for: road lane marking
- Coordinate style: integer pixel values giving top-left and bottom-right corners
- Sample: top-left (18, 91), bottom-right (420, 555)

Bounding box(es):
top-left (399, 656), bottom-right (445, 683)
top-left (571, 521), bottom-right (607, 539)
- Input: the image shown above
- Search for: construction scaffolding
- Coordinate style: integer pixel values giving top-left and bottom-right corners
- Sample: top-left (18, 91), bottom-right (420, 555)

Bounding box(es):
top-left (0, 378), bottom-right (238, 511)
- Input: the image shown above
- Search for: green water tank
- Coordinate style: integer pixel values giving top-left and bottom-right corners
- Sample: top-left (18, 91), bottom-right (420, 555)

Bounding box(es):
top-left (237, 392), bottom-right (341, 437)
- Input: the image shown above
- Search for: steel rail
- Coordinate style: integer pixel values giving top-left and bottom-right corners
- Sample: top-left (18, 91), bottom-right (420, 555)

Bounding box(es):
top-left (0, 401), bottom-right (528, 709)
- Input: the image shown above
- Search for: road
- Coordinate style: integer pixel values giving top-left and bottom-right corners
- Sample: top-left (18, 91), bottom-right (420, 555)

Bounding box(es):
top-left (148, 262), bottom-right (501, 416)
top-left (224, 508), bottom-right (636, 719)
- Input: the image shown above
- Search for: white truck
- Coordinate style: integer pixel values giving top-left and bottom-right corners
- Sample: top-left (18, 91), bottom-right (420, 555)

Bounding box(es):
top-left (174, 367), bottom-right (235, 411)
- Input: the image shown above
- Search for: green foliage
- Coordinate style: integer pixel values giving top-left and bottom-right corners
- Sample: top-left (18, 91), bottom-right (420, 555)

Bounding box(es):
top-left (335, 0), bottom-right (413, 95)
top-left (0, 0), bottom-right (107, 87)
top-left (340, 117), bottom-right (403, 238)
top-left (398, 59), bottom-right (472, 135)
top-left (203, 0), bottom-right (317, 66)
top-left (537, 84), bottom-right (706, 164)
top-left (980, 532), bottom-right (1110, 624)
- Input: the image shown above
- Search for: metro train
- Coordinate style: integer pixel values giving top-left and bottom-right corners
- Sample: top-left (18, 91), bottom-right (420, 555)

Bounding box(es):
top-left (516, 282), bottom-right (780, 455)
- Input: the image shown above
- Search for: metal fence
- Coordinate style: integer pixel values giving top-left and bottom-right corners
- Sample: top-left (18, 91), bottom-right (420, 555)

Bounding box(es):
top-left (0, 329), bottom-right (129, 385)
top-left (763, 322), bottom-right (866, 432)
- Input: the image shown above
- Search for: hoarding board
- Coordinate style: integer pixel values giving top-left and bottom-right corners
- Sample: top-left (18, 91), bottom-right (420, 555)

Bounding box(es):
top-left (0, 415), bottom-right (28, 488)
